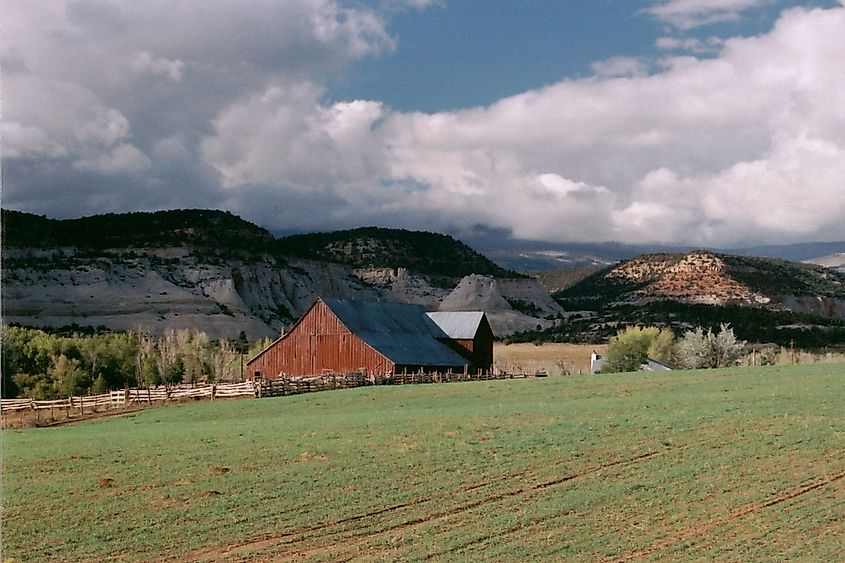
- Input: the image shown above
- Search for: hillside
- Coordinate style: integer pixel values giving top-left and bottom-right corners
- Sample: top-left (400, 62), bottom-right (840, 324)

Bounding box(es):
top-left (2, 210), bottom-right (558, 337)
top-left (467, 236), bottom-right (845, 272)
top-left (530, 265), bottom-right (602, 293)
top-left (275, 227), bottom-right (521, 280)
top-left (517, 251), bottom-right (845, 347)
top-left (2, 208), bottom-right (275, 253)
top-left (557, 251), bottom-right (845, 309)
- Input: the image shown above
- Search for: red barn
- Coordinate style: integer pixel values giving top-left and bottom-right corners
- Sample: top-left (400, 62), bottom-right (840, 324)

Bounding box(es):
top-left (425, 311), bottom-right (494, 371)
top-left (246, 297), bottom-right (494, 379)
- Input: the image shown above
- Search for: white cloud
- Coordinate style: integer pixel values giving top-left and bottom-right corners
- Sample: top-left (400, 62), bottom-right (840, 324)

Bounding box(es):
top-left (5, 1), bottom-right (845, 247)
top-left (3, 74), bottom-right (148, 170)
top-left (201, 82), bottom-right (386, 192)
top-left (131, 51), bottom-right (185, 82)
top-left (3, 122), bottom-right (69, 159)
top-left (368, 3), bottom-right (845, 245)
top-left (646, 0), bottom-right (772, 29)
top-left (656, 36), bottom-right (724, 53)
top-left (591, 57), bottom-right (649, 78)
top-left (74, 143), bottom-right (152, 175)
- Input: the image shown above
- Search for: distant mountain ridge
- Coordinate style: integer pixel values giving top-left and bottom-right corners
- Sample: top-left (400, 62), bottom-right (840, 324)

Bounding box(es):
top-left (556, 251), bottom-right (845, 312)
top-left (275, 227), bottom-right (521, 280)
top-left (471, 237), bottom-right (845, 272)
top-left (1, 209), bottom-right (556, 338)
top-left (3, 209), bottom-right (275, 251)
top-left (523, 250), bottom-right (845, 347)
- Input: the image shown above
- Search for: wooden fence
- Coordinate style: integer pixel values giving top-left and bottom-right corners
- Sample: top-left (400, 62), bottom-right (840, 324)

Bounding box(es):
top-left (1, 370), bottom-right (547, 427)
top-left (0, 382), bottom-right (259, 428)
top-left (257, 369), bottom-right (547, 397)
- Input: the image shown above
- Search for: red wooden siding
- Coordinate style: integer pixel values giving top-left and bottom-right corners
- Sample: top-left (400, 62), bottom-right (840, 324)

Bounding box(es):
top-left (440, 325), bottom-right (493, 369)
top-left (247, 300), bottom-right (394, 378)
top-left (434, 322), bottom-right (493, 370)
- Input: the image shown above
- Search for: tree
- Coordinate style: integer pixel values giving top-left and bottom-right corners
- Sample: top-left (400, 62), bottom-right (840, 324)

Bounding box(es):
top-left (234, 330), bottom-right (249, 354)
top-left (602, 326), bottom-right (676, 373)
top-left (602, 326), bottom-right (657, 373)
top-left (677, 324), bottom-right (745, 369)
top-left (711, 323), bottom-right (745, 368)
top-left (51, 354), bottom-right (92, 397)
top-left (92, 374), bottom-right (108, 394)
top-left (164, 355), bottom-right (185, 386)
top-left (647, 328), bottom-right (676, 364)
top-left (141, 356), bottom-right (161, 387)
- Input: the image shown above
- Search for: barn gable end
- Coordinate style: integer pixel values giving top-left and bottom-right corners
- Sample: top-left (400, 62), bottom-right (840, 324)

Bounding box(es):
top-left (246, 299), bottom-right (394, 378)
top-left (425, 311), bottom-right (494, 370)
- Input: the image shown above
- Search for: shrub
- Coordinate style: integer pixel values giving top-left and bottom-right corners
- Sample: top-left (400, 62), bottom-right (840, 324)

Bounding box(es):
top-left (603, 326), bottom-right (674, 373)
top-left (677, 324), bottom-right (745, 369)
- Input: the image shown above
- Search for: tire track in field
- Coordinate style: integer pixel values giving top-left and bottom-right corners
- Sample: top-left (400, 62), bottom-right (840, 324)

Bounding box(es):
top-left (365, 431), bottom-right (793, 560)
top-left (175, 475), bottom-right (517, 562)
top-left (235, 449), bottom-right (666, 562)
top-left (609, 467), bottom-right (845, 563)
top-left (181, 430), bottom-right (727, 562)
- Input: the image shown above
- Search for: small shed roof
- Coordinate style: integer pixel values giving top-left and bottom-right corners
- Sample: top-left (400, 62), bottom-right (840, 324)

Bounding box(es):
top-left (322, 298), bottom-right (470, 367)
top-left (425, 311), bottom-right (487, 339)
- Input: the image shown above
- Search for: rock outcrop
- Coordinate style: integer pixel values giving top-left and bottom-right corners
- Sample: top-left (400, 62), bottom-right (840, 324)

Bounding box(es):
top-left (3, 248), bottom-right (559, 338)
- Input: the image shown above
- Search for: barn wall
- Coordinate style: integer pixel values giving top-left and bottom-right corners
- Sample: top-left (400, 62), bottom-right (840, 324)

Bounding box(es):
top-left (472, 319), bottom-right (494, 370)
top-left (247, 301), bottom-right (394, 378)
top-left (435, 331), bottom-right (493, 370)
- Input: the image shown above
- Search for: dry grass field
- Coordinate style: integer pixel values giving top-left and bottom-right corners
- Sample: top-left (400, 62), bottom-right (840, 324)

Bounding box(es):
top-left (494, 342), bottom-right (606, 376)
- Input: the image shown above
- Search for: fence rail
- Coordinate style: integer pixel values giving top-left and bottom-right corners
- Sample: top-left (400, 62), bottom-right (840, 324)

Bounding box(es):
top-left (2, 370), bottom-right (547, 427)
top-left (1, 382), bottom-right (260, 427)
top-left (257, 369), bottom-right (546, 397)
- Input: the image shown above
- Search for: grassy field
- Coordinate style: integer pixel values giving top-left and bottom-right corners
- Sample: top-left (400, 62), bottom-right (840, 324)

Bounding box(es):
top-left (2, 364), bottom-right (844, 561)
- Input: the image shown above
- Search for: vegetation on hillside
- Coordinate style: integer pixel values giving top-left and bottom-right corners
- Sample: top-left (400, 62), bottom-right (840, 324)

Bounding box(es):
top-left (275, 226), bottom-right (523, 279)
top-left (3, 209), bottom-right (274, 252)
top-left (533, 250), bottom-right (845, 348)
top-left (554, 251), bottom-right (845, 306)
top-left (3, 209), bottom-right (520, 279)
top-left (721, 254), bottom-right (845, 298)
top-left (511, 301), bottom-right (845, 348)
top-left (529, 265), bottom-right (602, 293)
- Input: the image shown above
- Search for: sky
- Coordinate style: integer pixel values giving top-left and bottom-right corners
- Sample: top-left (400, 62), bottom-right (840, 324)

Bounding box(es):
top-left (3, 0), bottom-right (845, 247)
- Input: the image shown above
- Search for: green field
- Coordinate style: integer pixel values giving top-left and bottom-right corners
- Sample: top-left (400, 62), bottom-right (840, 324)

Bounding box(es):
top-left (3, 365), bottom-right (844, 561)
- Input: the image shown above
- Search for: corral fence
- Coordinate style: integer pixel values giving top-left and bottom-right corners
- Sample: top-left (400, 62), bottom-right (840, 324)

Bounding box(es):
top-left (257, 369), bottom-right (547, 397)
top-left (2, 370), bottom-right (547, 427)
top-left (1, 382), bottom-right (258, 428)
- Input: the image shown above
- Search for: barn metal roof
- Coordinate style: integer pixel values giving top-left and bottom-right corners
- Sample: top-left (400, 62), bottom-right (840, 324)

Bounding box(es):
top-left (425, 311), bottom-right (487, 339)
top-left (321, 298), bottom-right (471, 367)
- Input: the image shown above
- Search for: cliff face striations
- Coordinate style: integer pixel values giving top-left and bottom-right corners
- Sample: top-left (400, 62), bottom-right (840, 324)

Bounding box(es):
top-left (2, 210), bottom-right (561, 338)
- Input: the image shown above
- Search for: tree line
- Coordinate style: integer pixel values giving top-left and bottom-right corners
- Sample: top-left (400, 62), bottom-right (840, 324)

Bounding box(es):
top-left (600, 324), bottom-right (745, 373)
top-left (1, 326), bottom-right (271, 399)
